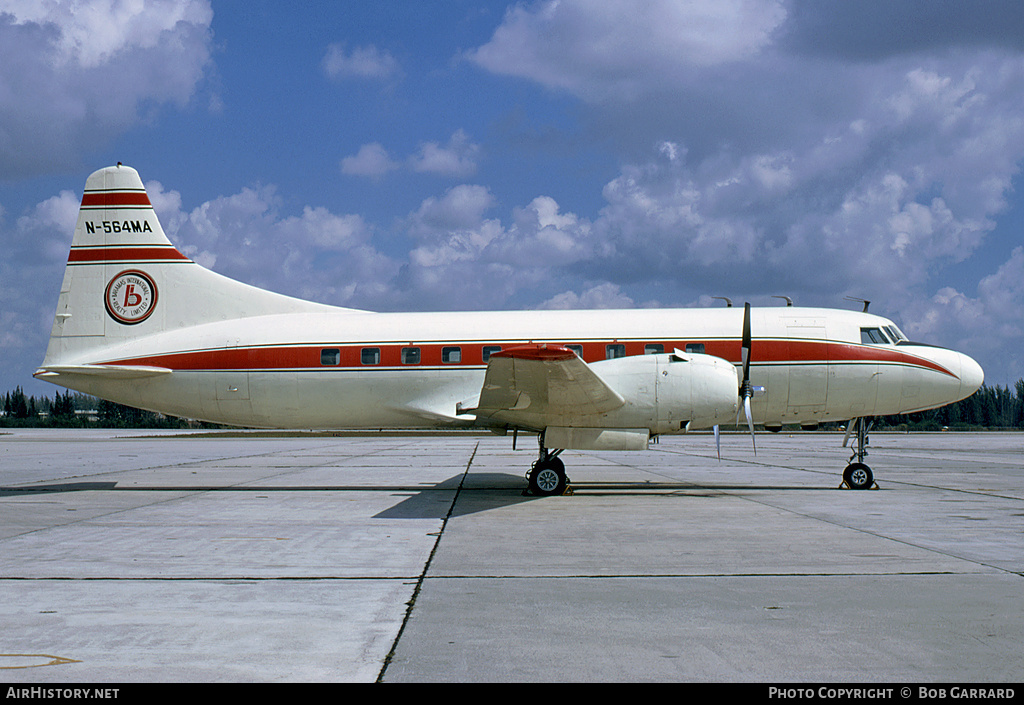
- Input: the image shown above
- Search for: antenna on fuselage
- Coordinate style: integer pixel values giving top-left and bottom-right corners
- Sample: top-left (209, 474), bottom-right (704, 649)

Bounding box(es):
top-left (772, 295), bottom-right (793, 306)
top-left (711, 297), bottom-right (733, 307)
top-left (845, 296), bottom-right (870, 312)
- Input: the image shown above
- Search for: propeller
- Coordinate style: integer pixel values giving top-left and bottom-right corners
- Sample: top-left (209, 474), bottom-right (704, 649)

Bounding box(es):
top-left (738, 302), bottom-right (756, 454)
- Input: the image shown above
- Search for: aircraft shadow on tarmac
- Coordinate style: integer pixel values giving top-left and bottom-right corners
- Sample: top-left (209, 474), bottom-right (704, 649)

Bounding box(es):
top-left (0, 482), bottom-right (119, 496)
top-left (0, 474), bottom-right (829, 520)
top-left (0, 475), bottom-right (533, 519)
top-left (374, 473), bottom-right (831, 519)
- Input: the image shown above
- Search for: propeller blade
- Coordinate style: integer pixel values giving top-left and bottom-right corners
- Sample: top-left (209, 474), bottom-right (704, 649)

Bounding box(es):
top-left (739, 302), bottom-right (756, 454)
top-left (744, 395), bottom-right (756, 455)
top-left (741, 302), bottom-right (751, 387)
top-left (842, 418), bottom-right (856, 448)
top-left (714, 424), bottom-right (721, 460)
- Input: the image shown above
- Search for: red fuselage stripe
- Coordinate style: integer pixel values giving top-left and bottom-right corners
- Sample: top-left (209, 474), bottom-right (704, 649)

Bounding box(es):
top-left (492, 344), bottom-right (577, 362)
top-left (101, 340), bottom-right (957, 377)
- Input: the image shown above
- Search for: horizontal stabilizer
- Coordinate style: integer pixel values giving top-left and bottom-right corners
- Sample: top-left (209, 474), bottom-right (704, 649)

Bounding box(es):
top-left (34, 364), bottom-right (172, 380)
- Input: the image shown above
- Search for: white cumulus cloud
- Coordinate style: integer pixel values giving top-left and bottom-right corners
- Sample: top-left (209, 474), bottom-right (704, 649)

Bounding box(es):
top-left (0, 0), bottom-right (215, 178)
top-left (343, 130), bottom-right (482, 181)
top-left (322, 43), bottom-right (400, 81)
top-left (340, 143), bottom-right (400, 180)
top-left (468, 0), bottom-right (787, 100)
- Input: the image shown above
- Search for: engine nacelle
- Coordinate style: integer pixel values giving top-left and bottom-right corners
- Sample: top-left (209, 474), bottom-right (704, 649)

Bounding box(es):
top-left (591, 351), bottom-right (740, 435)
top-left (655, 351), bottom-right (741, 432)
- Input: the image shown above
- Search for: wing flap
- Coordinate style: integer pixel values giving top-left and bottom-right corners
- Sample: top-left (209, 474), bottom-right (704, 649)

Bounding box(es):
top-left (461, 345), bottom-right (624, 428)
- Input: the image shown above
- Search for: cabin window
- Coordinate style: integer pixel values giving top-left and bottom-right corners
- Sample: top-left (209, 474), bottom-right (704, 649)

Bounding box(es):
top-left (442, 346), bottom-right (462, 364)
top-left (361, 347), bottom-right (381, 365)
top-left (565, 344), bottom-right (584, 358)
top-left (685, 343), bottom-right (705, 354)
top-left (401, 347), bottom-right (420, 364)
top-left (482, 345), bottom-right (502, 362)
top-left (644, 344), bottom-right (664, 355)
top-left (321, 348), bottom-right (340, 366)
top-left (606, 344), bottom-right (626, 359)
top-left (860, 327), bottom-right (890, 345)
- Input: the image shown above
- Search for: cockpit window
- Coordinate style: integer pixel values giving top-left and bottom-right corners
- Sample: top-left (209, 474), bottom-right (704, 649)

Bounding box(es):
top-left (884, 325), bottom-right (907, 343)
top-left (860, 327), bottom-right (890, 345)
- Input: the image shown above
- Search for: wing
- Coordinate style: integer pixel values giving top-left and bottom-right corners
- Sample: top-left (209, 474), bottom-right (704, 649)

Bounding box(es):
top-left (458, 344), bottom-right (624, 430)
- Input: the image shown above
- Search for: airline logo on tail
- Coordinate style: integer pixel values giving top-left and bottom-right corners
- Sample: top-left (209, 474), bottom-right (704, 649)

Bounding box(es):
top-left (104, 270), bottom-right (158, 324)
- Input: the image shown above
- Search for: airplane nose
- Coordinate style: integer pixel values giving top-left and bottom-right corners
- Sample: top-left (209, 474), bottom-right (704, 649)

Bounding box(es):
top-left (959, 353), bottom-right (984, 400)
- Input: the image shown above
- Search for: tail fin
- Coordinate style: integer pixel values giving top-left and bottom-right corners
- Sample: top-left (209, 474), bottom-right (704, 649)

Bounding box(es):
top-left (38, 164), bottom-right (342, 373)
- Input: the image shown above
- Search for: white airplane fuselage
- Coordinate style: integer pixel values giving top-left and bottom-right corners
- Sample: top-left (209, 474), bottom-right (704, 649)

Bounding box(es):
top-left (36, 165), bottom-right (984, 452)
top-left (40, 291), bottom-right (981, 434)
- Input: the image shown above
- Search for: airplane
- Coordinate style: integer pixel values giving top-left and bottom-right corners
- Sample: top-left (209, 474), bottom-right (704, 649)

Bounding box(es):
top-left (35, 164), bottom-right (985, 496)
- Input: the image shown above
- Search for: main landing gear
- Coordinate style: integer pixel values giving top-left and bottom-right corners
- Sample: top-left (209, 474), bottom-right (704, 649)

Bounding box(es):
top-left (842, 417), bottom-right (877, 490)
top-left (527, 433), bottom-right (570, 496)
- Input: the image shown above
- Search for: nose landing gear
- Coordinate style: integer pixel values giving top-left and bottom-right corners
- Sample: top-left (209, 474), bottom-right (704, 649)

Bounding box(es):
top-left (842, 417), bottom-right (877, 490)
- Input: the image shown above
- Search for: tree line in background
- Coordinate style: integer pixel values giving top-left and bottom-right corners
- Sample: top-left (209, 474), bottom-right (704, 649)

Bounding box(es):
top-left (4, 382), bottom-right (1024, 431)
top-left (1, 387), bottom-right (211, 429)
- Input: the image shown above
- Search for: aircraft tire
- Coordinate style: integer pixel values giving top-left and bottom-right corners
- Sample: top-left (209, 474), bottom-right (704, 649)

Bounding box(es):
top-left (843, 462), bottom-right (873, 490)
top-left (529, 458), bottom-right (567, 496)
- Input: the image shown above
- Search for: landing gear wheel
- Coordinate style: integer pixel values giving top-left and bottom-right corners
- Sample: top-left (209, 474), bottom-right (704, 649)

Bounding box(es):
top-left (529, 458), bottom-right (567, 496)
top-left (843, 462), bottom-right (874, 490)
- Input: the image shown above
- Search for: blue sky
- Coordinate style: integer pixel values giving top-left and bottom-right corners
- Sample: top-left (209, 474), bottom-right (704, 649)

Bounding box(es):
top-left (4, 0), bottom-right (1024, 399)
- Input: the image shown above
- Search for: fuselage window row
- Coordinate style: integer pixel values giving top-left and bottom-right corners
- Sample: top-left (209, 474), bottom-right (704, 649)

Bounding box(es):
top-left (318, 342), bottom-right (714, 367)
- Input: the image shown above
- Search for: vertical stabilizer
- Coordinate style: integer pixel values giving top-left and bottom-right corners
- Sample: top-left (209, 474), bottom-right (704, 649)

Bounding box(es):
top-left (39, 164), bottom-right (342, 372)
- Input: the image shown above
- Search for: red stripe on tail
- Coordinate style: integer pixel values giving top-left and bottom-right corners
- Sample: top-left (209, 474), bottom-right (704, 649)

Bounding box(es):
top-left (81, 192), bottom-right (152, 207)
top-left (68, 247), bottom-right (190, 263)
